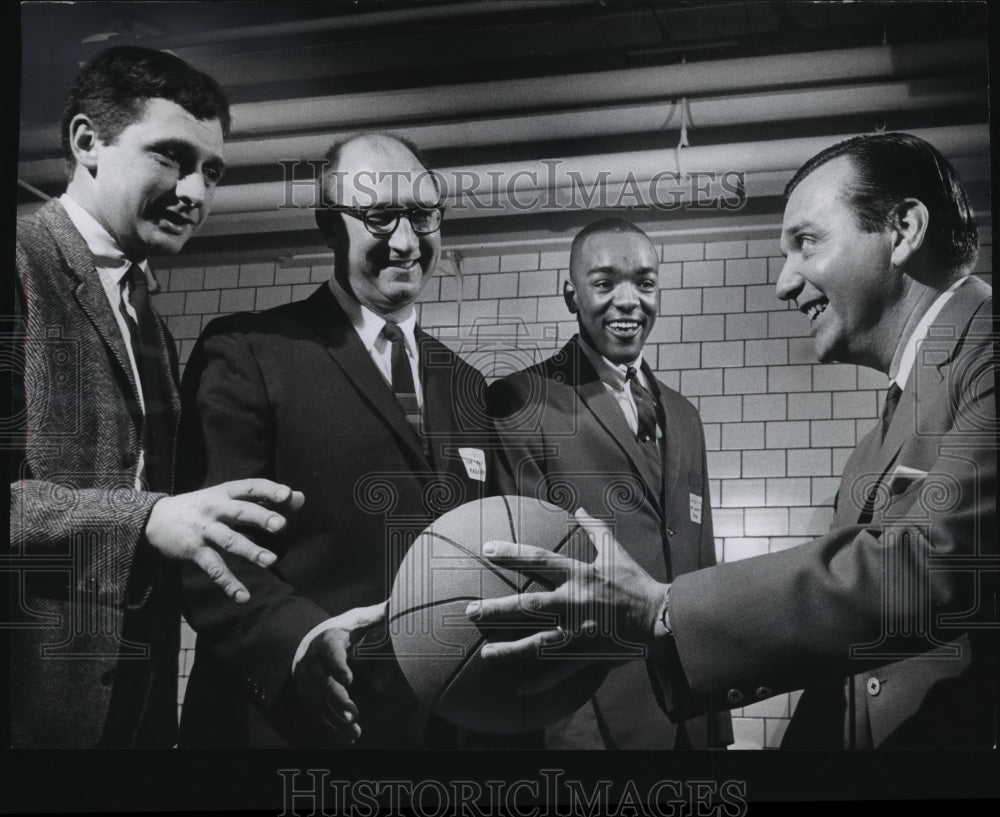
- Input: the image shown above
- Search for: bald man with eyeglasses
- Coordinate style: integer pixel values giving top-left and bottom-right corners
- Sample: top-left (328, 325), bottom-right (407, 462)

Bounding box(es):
top-left (176, 133), bottom-right (500, 749)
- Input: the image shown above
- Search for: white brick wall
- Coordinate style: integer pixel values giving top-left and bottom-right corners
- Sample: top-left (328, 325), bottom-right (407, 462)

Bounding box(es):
top-left (157, 228), bottom-right (993, 748)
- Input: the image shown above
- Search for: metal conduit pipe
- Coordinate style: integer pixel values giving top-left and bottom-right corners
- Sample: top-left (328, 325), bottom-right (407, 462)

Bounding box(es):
top-left (227, 39), bottom-right (988, 134)
top-left (18, 77), bottom-right (984, 184)
top-left (18, 38), bottom-right (986, 154)
top-left (197, 124), bottom-right (988, 216)
top-left (189, 154), bottom-right (988, 237)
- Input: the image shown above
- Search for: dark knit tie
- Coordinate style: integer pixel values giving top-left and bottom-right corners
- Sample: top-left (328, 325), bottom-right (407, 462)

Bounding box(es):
top-left (626, 366), bottom-right (658, 445)
top-left (381, 321), bottom-right (424, 452)
top-left (881, 382), bottom-right (902, 442)
top-left (120, 264), bottom-right (170, 492)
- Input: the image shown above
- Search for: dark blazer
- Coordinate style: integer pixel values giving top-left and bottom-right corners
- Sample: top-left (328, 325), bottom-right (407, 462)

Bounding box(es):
top-left (10, 199), bottom-right (181, 748)
top-left (488, 336), bottom-right (732, 749)
top-left (662, 276), bottom-right (997, 748)
top-left (177, 283), bottom-right (495, 748)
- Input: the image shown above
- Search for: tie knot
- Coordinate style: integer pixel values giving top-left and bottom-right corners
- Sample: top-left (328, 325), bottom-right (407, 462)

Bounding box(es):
top-left (381, 321), bottom-right (404, 344)
top-left (625, 365), bottom-right (639, 383)
top-left (126, 263), bottom-right (147, 290)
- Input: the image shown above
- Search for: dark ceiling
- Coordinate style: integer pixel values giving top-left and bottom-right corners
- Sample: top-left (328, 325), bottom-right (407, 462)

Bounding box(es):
top-left (19, 1), bottom-right (987, 128)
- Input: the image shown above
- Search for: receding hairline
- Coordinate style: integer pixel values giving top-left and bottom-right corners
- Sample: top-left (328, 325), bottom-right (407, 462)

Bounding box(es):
top-left (329, 133), bottom-right (424, 172)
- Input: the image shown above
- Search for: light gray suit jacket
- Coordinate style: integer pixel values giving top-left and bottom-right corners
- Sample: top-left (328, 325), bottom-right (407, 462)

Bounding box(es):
top-left (10, 199), bottom-right (181, 747)
top-left (663, 276), bottom-right (996, 748)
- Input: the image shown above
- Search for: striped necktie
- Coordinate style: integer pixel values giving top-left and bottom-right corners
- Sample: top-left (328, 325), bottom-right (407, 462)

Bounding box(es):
top-left (381, 321), bottom-right (425, 453)
top-left (119, 264), bottom-right (171, 492)
top-left (626, 365), bottom-right (659, 445)
top-left (880, 382), bottom-right (902, 442)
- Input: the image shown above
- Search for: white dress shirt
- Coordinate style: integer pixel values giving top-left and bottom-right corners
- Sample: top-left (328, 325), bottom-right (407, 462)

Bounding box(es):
top-left (577, 336), bottom-right (660, 441)
top-left (328, 277), bottom-right (424, 408)
top-left (889, 276), bottom-right (967, 391)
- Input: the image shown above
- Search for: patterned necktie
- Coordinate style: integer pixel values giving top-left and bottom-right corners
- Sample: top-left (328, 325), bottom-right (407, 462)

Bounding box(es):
top-left (880, 382), bottom-right (902, 442)
top-left (381, 321), bottom-right (424, 451)
top-left (120, 264), bottom-right (171, 492)
top-left (626, 365), bottom-right (658, 444)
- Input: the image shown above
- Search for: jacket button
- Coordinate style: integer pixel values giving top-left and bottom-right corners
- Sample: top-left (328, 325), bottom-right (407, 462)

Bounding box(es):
top-left (122, 451), bottom-right (137, 468)
top-left (101, 670), bottom-right (115, 686)
top-left (866, 677), bottom-right (881, 696)
top-left (755, 686), bottom-right (772, 699)
top-left (726, 688), bottom-right (743, 705)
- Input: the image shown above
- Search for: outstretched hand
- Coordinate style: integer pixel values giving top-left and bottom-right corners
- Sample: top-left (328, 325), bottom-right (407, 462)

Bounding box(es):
top-left (145, 478), bottom-right (305, 602)
top-left (293, 601), bottom-right (388, 745)
top-left (465, 509), bottom-right (669, 694)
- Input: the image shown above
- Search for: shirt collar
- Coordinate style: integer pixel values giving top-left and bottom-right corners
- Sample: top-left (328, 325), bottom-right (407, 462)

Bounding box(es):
top-left (577, 335), bottom-right (645, 391)
top-left (328, 277), bottom-right (418, 356)
top-left (59, 193), bottom-right (150, 282)
top-left (889, 276), bottom-right (967, 390)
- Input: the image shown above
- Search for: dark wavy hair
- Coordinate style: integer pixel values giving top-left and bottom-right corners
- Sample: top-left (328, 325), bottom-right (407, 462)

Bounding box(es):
top-left (61, 46), bottom-right (231, 166)
top-left (786, 132), bottom-right (979, 276)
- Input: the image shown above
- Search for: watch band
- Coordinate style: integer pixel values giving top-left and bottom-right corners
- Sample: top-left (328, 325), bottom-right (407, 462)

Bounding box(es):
top-left (658, 585), bottom-right (673, 636)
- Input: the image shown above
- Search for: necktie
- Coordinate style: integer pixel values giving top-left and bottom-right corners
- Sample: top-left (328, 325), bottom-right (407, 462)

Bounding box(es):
top-left (626, 366), bottom-right (659, 444)
top-left (120, 264), bottom-right (171, 492)
top-left (880, 382), bottom-right (902, 442)
top-left (380, 322), bottom-right (424, 453)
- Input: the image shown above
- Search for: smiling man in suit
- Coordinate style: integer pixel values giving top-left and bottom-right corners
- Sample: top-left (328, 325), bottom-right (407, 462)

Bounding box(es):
top-left (11, 46), bottom-right (304, 749)
top-left (488, 218), bottom-right (732, 749)
top-left (177, 133), bottom-right (496, 748)
top-left (471, 133), bottom-right (996, 749)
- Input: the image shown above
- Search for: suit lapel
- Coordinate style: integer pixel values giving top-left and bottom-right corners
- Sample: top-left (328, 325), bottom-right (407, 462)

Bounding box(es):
top-left (565, 338), bottom-right (664, 513)
top-left (418, 327), bottom-right (466, 477)
top-left (304, 285), bottom-right (429, 468)
top-left (41, 202), bottom-right (142, 411)
top-left (844, 277), bottom-right (991, 524)
top-left (418, 327), bottom-right (454, 440)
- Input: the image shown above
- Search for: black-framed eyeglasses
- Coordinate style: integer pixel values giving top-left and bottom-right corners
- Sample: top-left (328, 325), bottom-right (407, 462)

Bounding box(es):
top-left (329, 205), bottom-right (445, 236)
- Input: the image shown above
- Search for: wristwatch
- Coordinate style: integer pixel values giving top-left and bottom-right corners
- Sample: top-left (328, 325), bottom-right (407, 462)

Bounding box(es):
top-left (656, 585), bottom-right (673, 637)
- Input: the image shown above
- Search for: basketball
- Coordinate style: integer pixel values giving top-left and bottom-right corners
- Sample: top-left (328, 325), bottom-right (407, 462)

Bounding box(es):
top-left (388, 494), bottom-right (609, 734)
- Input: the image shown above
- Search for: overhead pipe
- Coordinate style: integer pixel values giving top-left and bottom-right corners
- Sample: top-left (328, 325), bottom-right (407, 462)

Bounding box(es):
top-left (193, 124), bottom-right (988, 218)
top-left (18, 77), bottom-right (985, 183)
top-left (229, 39), bottom-right (987, 135)
top-left (17, 126), bottom-right (988, 229)
top-left (18, 38), bottom-right (986, 155)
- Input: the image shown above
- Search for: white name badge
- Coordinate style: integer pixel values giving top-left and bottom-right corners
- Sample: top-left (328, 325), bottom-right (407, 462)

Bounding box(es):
top-left (689, 493), bottom-right (703, 525)
top-left (459, 447), bottom-right (487, 482)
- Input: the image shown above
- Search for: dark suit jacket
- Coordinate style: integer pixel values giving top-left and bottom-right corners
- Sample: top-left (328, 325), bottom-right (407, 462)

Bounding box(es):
top-left (177, 283), bottom-right (495, 748)
top-left (661, 276), bottom-right (997, 748)
top-left (10, 199), bottom-right (181, 748)
top-left (488, 336), bottom-right (732, 749)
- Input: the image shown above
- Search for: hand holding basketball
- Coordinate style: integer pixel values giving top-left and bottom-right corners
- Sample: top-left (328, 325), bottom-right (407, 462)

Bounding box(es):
top-left (469, 509), bottom-right (669, 691)
top-left (388, 497), bottom-right (612, 734)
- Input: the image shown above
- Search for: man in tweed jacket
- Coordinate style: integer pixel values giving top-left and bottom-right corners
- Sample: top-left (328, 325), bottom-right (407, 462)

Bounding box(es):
top-left (10, 47), bottom-right (303, 748)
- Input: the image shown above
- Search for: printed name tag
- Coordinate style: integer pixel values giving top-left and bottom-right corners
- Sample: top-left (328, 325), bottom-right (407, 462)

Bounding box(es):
top-left (689, 493), bottom-right (703, 524)
top-left (459, 448), bottom-right (486, 482)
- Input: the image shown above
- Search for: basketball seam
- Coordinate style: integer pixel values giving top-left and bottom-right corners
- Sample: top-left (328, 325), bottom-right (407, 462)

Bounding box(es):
top-left (420, 530), bottom-right (521, 591)
top-left (387, 595), bottom-right (484, 624)
top-left (430, 632), bottom-right (487, 714)
top-left (518, 526), bottom-right (576, 593)
top-left (502, 494), bottom-right (517, 543)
